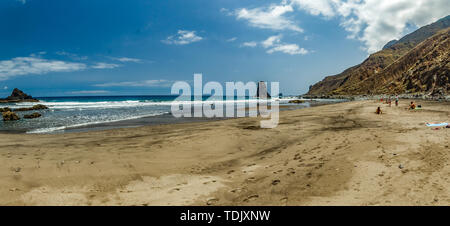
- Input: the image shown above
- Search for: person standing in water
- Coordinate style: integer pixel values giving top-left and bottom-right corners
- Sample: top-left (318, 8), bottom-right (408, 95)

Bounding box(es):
top-left (395, 95), bottom-right (399, 107)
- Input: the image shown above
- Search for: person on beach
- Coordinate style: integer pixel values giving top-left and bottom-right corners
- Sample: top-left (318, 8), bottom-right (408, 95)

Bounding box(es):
top-left (395, 96), bottom-right (399, 107)
top-left (409, 101), bottom-right (416, 110)
top-left (376, 106), bottom-right (383, 114)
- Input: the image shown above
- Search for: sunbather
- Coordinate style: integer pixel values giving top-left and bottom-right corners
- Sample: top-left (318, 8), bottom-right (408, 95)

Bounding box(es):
top-left (409, 101), bottom-right (416, 110)
top-left (376, 106), bottom-right (383, 115)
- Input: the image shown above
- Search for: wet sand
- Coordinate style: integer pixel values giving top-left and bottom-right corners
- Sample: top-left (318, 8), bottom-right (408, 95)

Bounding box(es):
top-left (0, 100), bottom-right (449, 206)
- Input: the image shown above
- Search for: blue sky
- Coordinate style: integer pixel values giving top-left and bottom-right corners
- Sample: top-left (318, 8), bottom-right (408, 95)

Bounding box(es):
top-left (0, 0), bottom-right (448, 97)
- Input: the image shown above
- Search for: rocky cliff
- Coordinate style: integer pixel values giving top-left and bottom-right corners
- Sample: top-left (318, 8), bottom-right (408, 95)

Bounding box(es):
top-left (308, 15), bottom-right (450, 96)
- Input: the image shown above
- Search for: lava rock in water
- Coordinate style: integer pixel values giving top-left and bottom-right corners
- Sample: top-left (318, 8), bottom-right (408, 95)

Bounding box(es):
top-left (0, 88), bottom-right (39, 103)
top-left (32, 104), bottom-right (49, 110)
top-left (2, 111), bottom-right (20, 121)
top-left (24, 112), bottom-right (42, 119)
top-left (288, 100), bottom-right (305, 104)
top-left (0, 107), bottom-right (12, 112)
top-left (256, 81), bottom-right (271, 99)
top-left (8, 88), bottom-right (34, 100)
top-left (13, 104), bottom-right (49, 112)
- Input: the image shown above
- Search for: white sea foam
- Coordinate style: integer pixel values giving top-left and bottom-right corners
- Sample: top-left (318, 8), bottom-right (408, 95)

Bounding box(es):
top-left (7, 98), bottom-right (294, 110)
top-left (10, 98), bottom-right (301, 134)
top-left (26, 111), bottom-right (169, 134)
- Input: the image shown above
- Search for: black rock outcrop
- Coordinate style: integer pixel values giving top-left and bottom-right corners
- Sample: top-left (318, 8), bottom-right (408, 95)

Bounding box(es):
top-left (0, 88), bottom-right (39, 103)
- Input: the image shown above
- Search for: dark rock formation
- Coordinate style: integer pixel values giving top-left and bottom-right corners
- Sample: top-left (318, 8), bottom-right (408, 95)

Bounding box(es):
top-left (13, 104), bottom-right (49, 112)
top-left (2, 111), bottom-right (20, 121)
top-left (288, 100), bottom-right (305, 104)
top-left (24, 112), bottom-right (42, 119)
top-left (0, 88), bottom-right (39, 103)
top-left (256, 81), bottom-right (271, 99)
top-left (0, 107), bottom-right (12, 112)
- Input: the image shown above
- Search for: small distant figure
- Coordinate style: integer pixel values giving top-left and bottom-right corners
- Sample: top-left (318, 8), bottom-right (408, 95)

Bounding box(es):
top-left (376, 106), bottom-right (383, 115)
top-left (388, 97), bottom-right (392, 107)
top-left (395, 96), bottom-right (399, 107)
top-left (409, 101), bottom-right (416, 110)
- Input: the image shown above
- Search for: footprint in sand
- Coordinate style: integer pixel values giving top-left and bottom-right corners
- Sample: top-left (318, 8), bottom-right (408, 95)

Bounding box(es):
top-left (206, 198), bottom-right (219, 206)
top-left (230, 188), bottom-right (244, 193)
top-left (286, 168), bottom-right (296, 176)
top-left (244, 194), bottom-right (259, 202)
top-left (204, 180), bottom-right (217, 184)
top-left (272, 180), bottom-right (281, 185)
top-left (11, 167), bottom-right (21, 173)
top-left (169, 188), bottom-right (181, 193)
top-left (273, 170), bottom-right (283, 174)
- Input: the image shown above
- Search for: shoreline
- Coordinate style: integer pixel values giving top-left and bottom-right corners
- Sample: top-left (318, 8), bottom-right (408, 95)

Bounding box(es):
top-left (60, 102), bottom-right (339, 134)
top-left (0, 99), bottom-right (448, 206)
top-left (0, 100), bottom-right (341, 134)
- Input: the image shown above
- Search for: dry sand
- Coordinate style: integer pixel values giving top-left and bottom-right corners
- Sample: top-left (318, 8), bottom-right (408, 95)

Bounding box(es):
top-left (0, 100), bottom-right (449, 206)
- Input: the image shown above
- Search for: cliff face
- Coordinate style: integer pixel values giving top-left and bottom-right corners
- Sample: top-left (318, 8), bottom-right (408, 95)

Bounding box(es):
top-left (308, 15), bottom-right (450, 96)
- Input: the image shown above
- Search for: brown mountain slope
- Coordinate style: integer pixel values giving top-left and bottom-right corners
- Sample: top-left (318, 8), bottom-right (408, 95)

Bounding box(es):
top-left (308, 15), bottom-right (450, 96)
top-left (334, 28), bottom-right (449, 95)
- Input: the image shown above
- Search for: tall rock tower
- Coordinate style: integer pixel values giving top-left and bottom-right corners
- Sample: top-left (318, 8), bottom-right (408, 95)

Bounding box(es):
top-left (256, 81), bottom-right (271, 99)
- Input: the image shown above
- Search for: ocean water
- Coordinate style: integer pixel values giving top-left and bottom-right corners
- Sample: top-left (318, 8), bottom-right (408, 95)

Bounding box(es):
top-left (0, 95), bottom-right (319, 134)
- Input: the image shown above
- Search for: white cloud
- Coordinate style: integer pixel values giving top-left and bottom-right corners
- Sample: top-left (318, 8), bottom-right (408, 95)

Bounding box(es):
top-left (241, 41), bottom-right (258, 47)
top-left (162, 30), bottom-right (203, 45)
top-left (0, 56), bottom-right (87, 80)
top-left (94, 80), bottom-right (172, 88)
top-left (220, 8), bottom-right (233, 16)
top-left (56, 51), bottom-right (88, 61)
top-left (234, 0), bottom-right (450, 53)
top-left (69, 90), bottom-right (110, 95)
top-left (242, 35), bottom-right (309, 55)
top-left (263, 35), bottom-right (308, 55)
top-left (291, 0), bottom-right (337, 17)
top-left (226, 37), bottom-right (238, 42)
top-left (111, 57), bottom-right (142, 63)
top-left (333, 0), bottom-right (450, 53)
top-left (91, 63), bottom-right (120, 69)
top-left (3, 86), bottom-right (8, 90)
top-left (235, 3), bottom-right (303, 32)
top-left (266, 43), bottom-right (309, 55)
top-left (261, 35), bottom-right (282, 48)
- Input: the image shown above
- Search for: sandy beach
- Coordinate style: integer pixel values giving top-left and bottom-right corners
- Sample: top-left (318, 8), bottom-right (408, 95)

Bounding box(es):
top-left (0, 100), bottom-right (449, 206)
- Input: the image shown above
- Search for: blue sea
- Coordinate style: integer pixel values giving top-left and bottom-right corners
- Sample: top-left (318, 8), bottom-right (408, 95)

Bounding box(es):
top-left (0, 95), bottom-right (342, 134)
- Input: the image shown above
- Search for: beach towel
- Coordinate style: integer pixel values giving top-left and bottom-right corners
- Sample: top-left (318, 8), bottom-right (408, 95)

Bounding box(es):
top-left (426, 123), bottom-right (449, 127)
